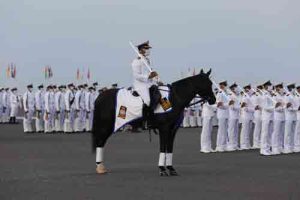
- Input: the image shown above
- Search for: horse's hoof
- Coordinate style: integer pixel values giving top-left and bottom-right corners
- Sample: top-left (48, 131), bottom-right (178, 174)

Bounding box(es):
top-left (96, 163), bottom-right (108, 174)
top-left (167, 166), bottom-right (179, 176)
top-left (159, 166), bottom-right (169, 177)
top-left (159, 170), bottom-right (169, 177)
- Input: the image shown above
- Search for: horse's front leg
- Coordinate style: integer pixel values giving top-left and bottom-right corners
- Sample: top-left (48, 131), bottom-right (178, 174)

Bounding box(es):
top-left (165, 125), bottom-right (180, 176)
top-left (158, 129), bottom-right (169, 176)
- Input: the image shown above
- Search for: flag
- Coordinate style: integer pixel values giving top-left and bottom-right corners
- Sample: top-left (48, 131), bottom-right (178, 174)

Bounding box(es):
top-left (12, 63), bottom-right (16, 78)
top-left (87, 68), bottom-right (90, 80)
top-left (81, 67), bottom-right (84, 80)
top-left (76, 68), bottom-right (80, 80)
top-left (10, 63), bottom-right (14, 78)
top-left (6, 64), bottom-right (10, 78)
top-left (48, 66), bottom-right (53, 78)
top-left (45, 66), bottom-right (49, 79)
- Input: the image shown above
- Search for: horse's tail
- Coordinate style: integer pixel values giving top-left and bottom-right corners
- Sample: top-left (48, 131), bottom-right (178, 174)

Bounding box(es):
top-left (91, 97), bottom-right (100, 153)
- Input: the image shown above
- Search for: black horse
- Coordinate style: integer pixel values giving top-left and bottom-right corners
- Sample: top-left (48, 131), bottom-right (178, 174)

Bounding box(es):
top-left (92, 69), bottom-right (216, 176)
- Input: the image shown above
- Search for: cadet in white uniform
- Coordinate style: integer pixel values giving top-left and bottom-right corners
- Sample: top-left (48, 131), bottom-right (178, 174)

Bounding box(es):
top-left (2, 88), bottom-right (10, 123)
top-left (283, 84), bottom-right (297, 154)
top-left (9, 88), bottom-right (19, 123)
top-left (216, 81), bottom-right (230, 152)
top-left (23, 84), bottom-right (35, 133)
top-left (64, 83), bottom-right (75, 133)
top-left (35, 85), bottom-right (45, 132)
top-left (81, 84), bottom-right (88, 132)
top-left (260, 81), bottom-right (274, 156)
top-left (85, 86), bottom-right (95, 132)
top-left (54, 85), bottom-right (65, 132)
top-left (252, 85), bottom-right (263, 149)
top-left (44, 85), bottom-right (53, 133)
top-left (131, 41), bottom-right (158, 130)
top-left (200, 102), bottom-right (216, 153)
top-left (227, 83), bottom-right (240, 151)
top-left (271, 83), bottom-right (285, 155)
top-left (294, 86), bottom-right (300, 152)
top-left (74, 85), bottom-right (83, 132)
top-left (240, 85), bottom-right (254, 150)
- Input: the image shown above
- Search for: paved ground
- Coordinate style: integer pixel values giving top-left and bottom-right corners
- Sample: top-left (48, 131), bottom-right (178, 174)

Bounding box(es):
top-left (1, 124), bottom-right (300, 200)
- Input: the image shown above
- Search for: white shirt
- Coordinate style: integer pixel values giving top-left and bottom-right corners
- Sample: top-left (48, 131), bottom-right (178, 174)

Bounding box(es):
top-left (44, 91), bottom-right (51, 113)
top-left (132, 58), bottom-right (153, 90)
top-left (23, 90), bottom-right (35, 111)
top-left (216, 90), bottom-right (230, 119)
top-left (285, 92), bottom-right (297, 121)
top-left (64, 89), bottom-right (74, 111)
top-left (251, 94), bottom-right (263, 120)
top-left (228, 92), bottom-right (240, 120)
top-left (241, 94), bottom-right (254, 120)
top-left (273, 93), bottom-right (285, 121)
top-left (55, 91), bottom-right (64, 111)
top-left (10, 92), bottom-right (19, 108)
top-left (35, 90), bottom-right (44, 111)
top-left (75, 90), bottom-right (82, 110)
top-left (261, 91), bottom-right (274, 121)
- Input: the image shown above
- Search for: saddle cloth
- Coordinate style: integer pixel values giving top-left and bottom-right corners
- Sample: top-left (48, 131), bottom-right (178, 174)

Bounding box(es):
top-left (114, 86), bottom-right (172, 132)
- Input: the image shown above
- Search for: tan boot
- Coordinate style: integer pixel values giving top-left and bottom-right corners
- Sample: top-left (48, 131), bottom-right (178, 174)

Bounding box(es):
top-left (96, 163), bottom-right (108, 174)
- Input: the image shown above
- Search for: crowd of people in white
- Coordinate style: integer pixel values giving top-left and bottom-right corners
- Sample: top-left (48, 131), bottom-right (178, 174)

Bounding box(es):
top-left (182, 80), bottom-right (300, 156)
top-left (0, 82), bottom-right (111, 133)
top-left (2, 79), bottom-right (300, 157)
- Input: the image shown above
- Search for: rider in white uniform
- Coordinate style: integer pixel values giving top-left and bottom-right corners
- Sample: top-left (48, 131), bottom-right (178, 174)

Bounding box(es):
top-left (131, 41), bottom-right (158, 107)
top-left (131, 41), bottom-right (158, 128)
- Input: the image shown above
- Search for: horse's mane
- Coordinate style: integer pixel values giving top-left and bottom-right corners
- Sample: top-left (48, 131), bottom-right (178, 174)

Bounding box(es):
top-left (171, 75), bottom-right (197, 87)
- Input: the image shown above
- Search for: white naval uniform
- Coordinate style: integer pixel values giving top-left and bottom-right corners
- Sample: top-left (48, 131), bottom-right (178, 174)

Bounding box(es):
top-left (216, 90), bottom-right (230, 152)
top-left (35, 90), bottom-right (45, 132)
top-left (85, 91), bottom-right (94, 131)
top-left (54, 91), bottom-right (64, 132)
top-left (2, 91), bottom-right (10, 123)
top-left (283, 92), bottom-right (297, 153)
top-left (240, 94), bottom-right (254, 150)
top-left (64, 89), bottom-right (74, 133)
top-left (271, 93), bottom-right (285, 154)
top-left (131, 58), bottom-right (153, 106)
top-left (200, 103), bottom-right (216, 152)
top-left (294, 93), bottom-right (300, 152)
top-left (260, 91), bottom-right (274, 155)
top-left (23, 90), bottom-right (35, 132)
top-left (252, 93), bottom-right (263, 148)
top-left (80, 90), bottom-right (87, 131)
top-left (44, 91), bottom-right (52, 133)
top-left (196, 103), bottom-right (202, 127)
top-left (9, 91), bottom-right (19, 118)
top-left (227, 92), bottom-right (240, 151)
top-left (74, 90), bottom-right (83, 132)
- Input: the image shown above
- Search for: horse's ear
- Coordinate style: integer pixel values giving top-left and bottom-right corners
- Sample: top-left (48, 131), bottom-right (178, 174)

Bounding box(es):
top-left (206, 68), bottom-right (212, 76)
top-left (200, 69), bottom-right (204, 75)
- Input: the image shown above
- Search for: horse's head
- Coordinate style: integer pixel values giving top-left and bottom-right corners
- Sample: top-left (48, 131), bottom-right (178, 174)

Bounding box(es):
top-left (192, 69), bottom-right (216, 105)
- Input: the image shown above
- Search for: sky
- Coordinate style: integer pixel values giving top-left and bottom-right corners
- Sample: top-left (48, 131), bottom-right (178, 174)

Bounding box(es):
top-left (0, 0), bottom-right (300, 90)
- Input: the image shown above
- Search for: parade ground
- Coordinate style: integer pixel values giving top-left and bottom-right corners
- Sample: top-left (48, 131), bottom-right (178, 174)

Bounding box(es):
top-left (1, 124), bottom-right (300, 200)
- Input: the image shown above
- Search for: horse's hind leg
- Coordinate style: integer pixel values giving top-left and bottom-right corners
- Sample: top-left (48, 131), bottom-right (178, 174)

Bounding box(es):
top-left (95, 128), bottom-right (113, 174)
